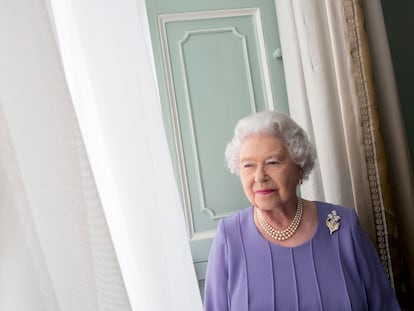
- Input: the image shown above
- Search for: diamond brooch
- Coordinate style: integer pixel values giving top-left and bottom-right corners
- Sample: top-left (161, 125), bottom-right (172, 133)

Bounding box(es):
top-left (326, 210), bottom-right (341, 235)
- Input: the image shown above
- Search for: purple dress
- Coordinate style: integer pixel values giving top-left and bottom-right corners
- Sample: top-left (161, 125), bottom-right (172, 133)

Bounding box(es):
top-left (204, 202), bottom-right (400, 310)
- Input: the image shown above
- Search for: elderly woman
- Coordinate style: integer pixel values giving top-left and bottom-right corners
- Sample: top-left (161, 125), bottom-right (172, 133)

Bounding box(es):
top-left (204, 111), bottom-right (400, 310)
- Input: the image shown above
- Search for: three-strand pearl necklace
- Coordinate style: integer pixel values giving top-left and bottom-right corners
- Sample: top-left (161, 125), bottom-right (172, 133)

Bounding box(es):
top-left (256, 198), bottom-right (303, 241)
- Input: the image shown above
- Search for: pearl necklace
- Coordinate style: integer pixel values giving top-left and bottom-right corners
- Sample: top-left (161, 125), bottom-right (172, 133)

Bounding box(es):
top-left (256, 198), bottom-right (303, 241)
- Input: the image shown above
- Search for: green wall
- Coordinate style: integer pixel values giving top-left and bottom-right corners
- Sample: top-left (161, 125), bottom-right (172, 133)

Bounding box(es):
top-left (381, 0), bottom-right (414, 169)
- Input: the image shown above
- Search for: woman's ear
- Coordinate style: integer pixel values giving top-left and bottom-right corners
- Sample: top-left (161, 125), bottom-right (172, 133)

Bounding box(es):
top-left (298, 167), bottom-right (304, 185)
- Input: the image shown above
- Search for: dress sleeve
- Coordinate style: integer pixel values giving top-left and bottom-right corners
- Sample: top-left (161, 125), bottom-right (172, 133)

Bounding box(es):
top-left (204, 219), bottom-right (229, 311)
top-left (350, 209), bottom-right (401, 310)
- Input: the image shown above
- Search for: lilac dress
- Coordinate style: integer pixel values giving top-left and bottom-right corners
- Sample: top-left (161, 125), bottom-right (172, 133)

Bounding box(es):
top-left (204, 202), bottom-right (400, 310)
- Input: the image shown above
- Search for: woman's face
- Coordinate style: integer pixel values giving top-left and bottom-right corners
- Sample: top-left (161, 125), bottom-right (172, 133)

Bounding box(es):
top-left (239, 134), bottom-right (302, 211)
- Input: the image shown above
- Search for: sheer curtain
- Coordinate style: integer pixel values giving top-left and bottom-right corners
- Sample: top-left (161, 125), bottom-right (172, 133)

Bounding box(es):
top-left (0, 0), bottom-right (202, 310)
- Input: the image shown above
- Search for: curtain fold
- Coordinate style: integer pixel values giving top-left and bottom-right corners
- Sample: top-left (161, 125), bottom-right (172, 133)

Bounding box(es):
top-left (0, 103), bottom-right (59, 311)
top-left (276, 0), bottom-right (410, 304)
top-left (0, 1), bottom-right (131, 310)
top-left (45, 0), bottom-right (202, 309)
top-left (0, 0), bottom-right (202, 310)
top-left (362, 0), bottom-right (414, 303)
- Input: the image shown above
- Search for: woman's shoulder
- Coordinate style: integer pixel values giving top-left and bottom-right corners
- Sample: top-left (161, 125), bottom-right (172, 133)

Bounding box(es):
top-left (217, 206), bottom-right (253, 238)
top-left (222, 206), bottom-right (252, 222)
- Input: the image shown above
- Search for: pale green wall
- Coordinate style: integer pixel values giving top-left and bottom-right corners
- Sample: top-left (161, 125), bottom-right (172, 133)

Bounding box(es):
top-left (381, 0), bottom-right (414, 169)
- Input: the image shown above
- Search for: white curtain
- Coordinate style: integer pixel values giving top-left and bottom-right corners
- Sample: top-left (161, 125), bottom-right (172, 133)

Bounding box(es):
top-left (275, 0), bottom-right (398, 279)
top-left (276, 0), bottom-right (370, 212)
top-left (0, 0), bottom-right (203, 310)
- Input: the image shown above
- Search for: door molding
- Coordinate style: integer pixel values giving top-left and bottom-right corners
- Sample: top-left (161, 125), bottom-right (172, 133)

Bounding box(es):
top-left (157, 7), bottom-right (276, 241)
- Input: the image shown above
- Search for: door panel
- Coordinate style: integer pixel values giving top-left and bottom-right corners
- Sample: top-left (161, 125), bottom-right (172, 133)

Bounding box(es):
top-left (146, 1), bottom-right (287, 293)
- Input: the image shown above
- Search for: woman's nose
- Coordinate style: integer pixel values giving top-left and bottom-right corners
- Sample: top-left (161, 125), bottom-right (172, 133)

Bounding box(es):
top-left (254, 166), bottom-right (267, 183)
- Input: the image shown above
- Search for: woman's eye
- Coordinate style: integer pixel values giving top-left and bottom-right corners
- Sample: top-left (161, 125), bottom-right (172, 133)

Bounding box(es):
top-left (242, 163), bottom-right (253, 169)
top-left (267, 161), bottom-right (279, 166)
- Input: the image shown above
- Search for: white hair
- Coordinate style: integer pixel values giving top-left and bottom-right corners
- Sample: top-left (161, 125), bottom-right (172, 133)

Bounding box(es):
top-left (225, 111), bottom-right (316, 179)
